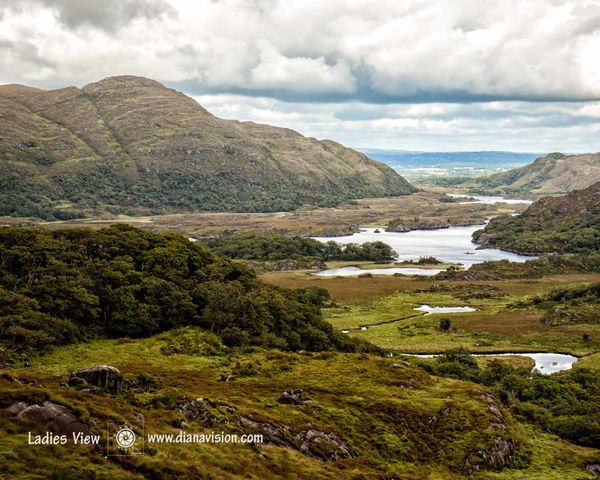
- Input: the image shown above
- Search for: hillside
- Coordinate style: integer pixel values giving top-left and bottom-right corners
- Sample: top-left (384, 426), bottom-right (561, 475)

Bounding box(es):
top-left (0, 225), bottom-right (376, 358)
top-left (5, 334), bottom-right (597, 479)
top-left (1, 228), bottom-right (600, 478)
top-left (0, 76), bottom-right (415, 219)
top-left (474, 181), bottom-right (600, 254)
top-left (466, 152), bottom-right (600, 197)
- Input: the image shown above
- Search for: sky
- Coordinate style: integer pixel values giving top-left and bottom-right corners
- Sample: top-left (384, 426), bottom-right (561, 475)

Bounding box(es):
top-left (1, 0), bottom-right (599, 152)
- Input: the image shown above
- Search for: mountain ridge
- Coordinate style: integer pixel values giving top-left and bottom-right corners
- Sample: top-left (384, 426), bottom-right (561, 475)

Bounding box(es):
top-left (0, 75), bottom-right (415, 218)
top-left (466, 151), bottom-right (600, 197)
top-left (474, 181), bottom-right (600, 254)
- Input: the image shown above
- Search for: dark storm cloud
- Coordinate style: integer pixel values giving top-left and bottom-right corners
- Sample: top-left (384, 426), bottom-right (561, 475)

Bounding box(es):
top-left (171, 79), bottom-right (600, 105)
top-left (0, 38), bottom-right (55, 68)
top-left (5, 0), bottom-right (175, 32)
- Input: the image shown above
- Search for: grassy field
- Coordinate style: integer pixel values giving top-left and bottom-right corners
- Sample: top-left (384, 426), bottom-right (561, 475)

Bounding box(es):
top-left (1, 328), bottom-right (598, 479)
top-left (262, 272), bottom-right (600, 356)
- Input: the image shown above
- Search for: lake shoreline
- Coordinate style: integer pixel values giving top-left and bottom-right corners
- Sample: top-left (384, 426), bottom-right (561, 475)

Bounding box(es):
top-left (312, 222), bottom-right (536, 274)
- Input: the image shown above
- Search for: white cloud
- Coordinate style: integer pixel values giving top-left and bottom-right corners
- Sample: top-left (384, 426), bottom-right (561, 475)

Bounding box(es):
top-left (2, 0), bottom-right (600, 100)
top-left (193, 94), bottom-right (600, 152)
top-left (1, 0), bottom-right (600, 150)
top-left (249, 42), bottom-right (355, 94)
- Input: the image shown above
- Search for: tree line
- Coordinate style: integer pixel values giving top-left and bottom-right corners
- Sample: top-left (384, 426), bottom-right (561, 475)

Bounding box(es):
top-left (202, 234), bottom-right (397, 262)
top-left (0, 225), bottom-right (378, 362)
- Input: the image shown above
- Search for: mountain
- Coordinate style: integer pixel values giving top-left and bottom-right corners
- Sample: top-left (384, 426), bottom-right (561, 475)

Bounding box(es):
top-left (466, 152), bottom-right (600, 197)
top-left (474, 181), bottom-right (600, 254)
top-left (0, 76), bottom-right (415, 219)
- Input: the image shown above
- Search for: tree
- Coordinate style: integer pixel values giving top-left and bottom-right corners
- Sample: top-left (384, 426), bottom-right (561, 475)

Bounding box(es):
top-left (439, 318), bottom-right (451, 331)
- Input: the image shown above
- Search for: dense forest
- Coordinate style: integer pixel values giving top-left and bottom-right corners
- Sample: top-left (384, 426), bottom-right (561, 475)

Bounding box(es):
top-left (202, 234), bottom-right (397, 262)
top-left (0, 225), bottom-right (376, 361)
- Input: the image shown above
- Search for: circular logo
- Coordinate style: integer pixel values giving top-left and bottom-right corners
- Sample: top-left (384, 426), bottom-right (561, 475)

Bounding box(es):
top-left (115, 427), bottom-right (136, 448)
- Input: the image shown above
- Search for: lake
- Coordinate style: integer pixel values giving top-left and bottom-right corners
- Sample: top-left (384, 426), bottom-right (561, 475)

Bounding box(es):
top-left (409, 352), bottom-right (578, 375)
top-left (414, 305), bottom-right (477, 314)
top-left (446, 194), bottom-right (533, 204)
top-left (313, 266), bottom-right (443, 277)
top-left (312, 225), bottom-right (535, 272)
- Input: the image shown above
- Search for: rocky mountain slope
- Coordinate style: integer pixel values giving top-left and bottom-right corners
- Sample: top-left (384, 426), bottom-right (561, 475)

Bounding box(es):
top-left (467, 152), bottom-right (600, 197)
top-left (0, 76), bottom-right (415, 218)
top-left (474, 181), bottom-right (600, 254)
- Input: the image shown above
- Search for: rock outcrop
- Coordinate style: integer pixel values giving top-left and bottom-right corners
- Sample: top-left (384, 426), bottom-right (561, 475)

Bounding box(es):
top-left (11, 401), bottom-right (91, 436)
top-left (277, 390), bottom-right (312, 405)
top-left (69, 365), bottom-right (128, 392)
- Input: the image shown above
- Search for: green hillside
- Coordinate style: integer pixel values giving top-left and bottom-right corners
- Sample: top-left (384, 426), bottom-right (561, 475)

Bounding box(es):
top-left (0, 225), bottom-right (369, 357)
top-left (474, 182), bottom-right (600, 254)
top-left (0, 76), bottom-right (415, 219)
top-left (467, 152), bottom-right (600, 197)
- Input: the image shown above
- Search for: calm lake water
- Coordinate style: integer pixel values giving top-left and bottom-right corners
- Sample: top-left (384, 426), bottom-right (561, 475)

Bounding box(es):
top-left (414, 305), bottom-right (477, 314)
top-left (313, 225), bottom-right (535, 272)
top-left (313, 266), bottom-right (443, 277)
top-left (410, 352), bottom-right (578, 375)
top-left (447, 194), bottom-right (533, 205)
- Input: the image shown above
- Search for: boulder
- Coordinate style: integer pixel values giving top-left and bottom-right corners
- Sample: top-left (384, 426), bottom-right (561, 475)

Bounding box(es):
top-left (464, 436), bottom-right (515, 473)
top-left (488, 437), bottom-right (515, 468)
top-left (238, 415), bottom-right (293, 448)
top-left (68, 376), bottom-right (88, 387)
top-left (14, 401), bottom-right (91, 436)
top-left (69, 365), bottom-right (128, 392)
top-left (278, 390), bottom-right (311, 405)
top-left (180, 397), bottom-right (232, 426)
top-left (296, 429), bottom-right (356, 461)
top-left (8, 401), bottom-right (29, 415)
top-left (586, 464), bottom-right (600, 477)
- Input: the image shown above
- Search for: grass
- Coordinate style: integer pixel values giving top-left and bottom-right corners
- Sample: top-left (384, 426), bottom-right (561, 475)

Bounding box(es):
top-left (322, 260), bottom-right (454, 270)
top-left (1, 213), bottom-right (599, 477)
top-left (2, 329), bottom-right (599, 479)
top-left (262, 272), bottom-right (600, 355)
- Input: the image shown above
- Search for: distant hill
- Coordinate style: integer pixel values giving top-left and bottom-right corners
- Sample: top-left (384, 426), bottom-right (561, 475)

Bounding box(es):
top-left (466, 152), bottom-right (600, 197)
top-left (360, 149), bottom-right (540, 177)
top-left (0, 76), bottom-right (415, 219)
top-left (474, 181), bottom-right (600, 254)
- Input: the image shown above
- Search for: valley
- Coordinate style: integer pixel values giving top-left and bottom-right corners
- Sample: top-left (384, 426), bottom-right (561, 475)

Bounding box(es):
top-left (0, 190), bottom-right (527, 237)
top-left (2, 3), bottom-right (600, 478)
top-left (1, 184), bottom-right (599, 478)
top-left (1, 80), bottom-right (599, 479)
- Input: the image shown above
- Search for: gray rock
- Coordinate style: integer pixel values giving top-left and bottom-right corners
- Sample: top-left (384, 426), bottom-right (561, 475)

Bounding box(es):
top-left (488, 404), bottom-right (502, 417)
top-left (8, 401), bottom-right (28, 415)
top-left (488, 437), bottom-right (514, 468)
top-left (238, 415), bottom-right (292, 448)
top-left (172, 419), bottom-right (189, 429)
top-left (180, 398), bottom-right (226, 426)
top-left (15, 401), bottom-right (92, 436)
top-left (69, 365), bottom-right (128, 392)
top-left (586, 464), bottom-right (600, 477)
top-left (296, 429), bottom-right (355, 461)
top-left (278, 390), bottom-right (311, 405)
top-left (68, 376), bottom-right (88, 387)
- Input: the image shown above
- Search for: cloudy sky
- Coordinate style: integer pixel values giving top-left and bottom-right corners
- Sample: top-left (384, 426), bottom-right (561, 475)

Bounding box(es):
top-left (1, 0), bottom-right (599, 152)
